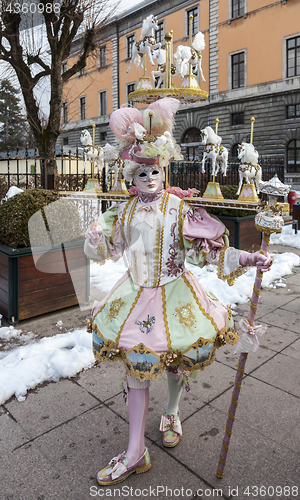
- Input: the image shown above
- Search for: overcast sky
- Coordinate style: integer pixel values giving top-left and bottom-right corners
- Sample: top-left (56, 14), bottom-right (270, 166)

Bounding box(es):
top-left (117, 0), bottom-right (144, 14)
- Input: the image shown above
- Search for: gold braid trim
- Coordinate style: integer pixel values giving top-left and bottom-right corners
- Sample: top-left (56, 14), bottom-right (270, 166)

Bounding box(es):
top-left (257, 269), bottom-right (263, 280)
top-left (250, 300), bottom-right (257, 314)
top-left (263, 232), bottom-right (271, 244)
top-left (255, 223), bottom-right (282, 235)
top-left (218, 456), bottom-right (226, 467)
top-left (178, 198), bottom-right (185, 250)
top-left (120, 197), bottom-right (135, 238)
top-left (231, 395), bottom-right (238, 407)
top-left (110, 215), bottom-right (118, 244)
top-left (217, 248), bottom-right (246, 286)
top-left (120, 342), bottom-right (164, 381)
top-left (161, 285), bottom-right (172, 350)
top-left (157, 192), bottom-right (169, 286)
top-left (235, 381), bottom-right (241, 391)
top-left (238, 363), bottom-right (245, 375)
top-left (93, 287), bottom-right (118, 323)
top-left (228, 411), bottom-right (235, 422)
top-left (216, 468), bottom-right (224, 479)
top-left (115, 286), bottom-right (143, 346)
top-left (222, 440), bottom-right (229, 453)
top-left (127, 197), bottom-right (139, 283)
top-left (226, 425), bottom-right (232, 437)
top-left (182, 273), bottom-right (219, 334)
top-left (253, 284), bottom-right (260, 297)
top-left (153, 192), bottom-right (168, 287)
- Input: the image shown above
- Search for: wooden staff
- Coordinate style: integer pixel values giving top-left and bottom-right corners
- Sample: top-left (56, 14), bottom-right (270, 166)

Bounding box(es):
top-left (216, 231), bottom-right (270, 478)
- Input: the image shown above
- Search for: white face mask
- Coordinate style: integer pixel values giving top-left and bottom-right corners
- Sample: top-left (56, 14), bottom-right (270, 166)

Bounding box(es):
top-left (134, 166), bottom-right (163, 193)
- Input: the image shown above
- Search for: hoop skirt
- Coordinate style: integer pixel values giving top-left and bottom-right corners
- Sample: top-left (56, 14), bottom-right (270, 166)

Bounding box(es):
top-left (84, 192), bottom-right (245, 381)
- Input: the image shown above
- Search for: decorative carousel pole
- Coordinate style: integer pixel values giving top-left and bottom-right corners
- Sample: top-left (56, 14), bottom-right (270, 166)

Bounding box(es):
top-left (202, 117), bottom-right (224, 200)
top-left (250, 116), bottom-right (255, 144)
top-left (165, 31), bottom-right (172, 89)
top-left (189, 14), bottom-right (193, 78)
top-left (212, 118), bottom-right (220, 184)
top-left (92, 123), bottom-right (96, 181)
top-left (216, 175), bottom-right (291, 479)
top-left (238, 117), bottom-right (259, 202)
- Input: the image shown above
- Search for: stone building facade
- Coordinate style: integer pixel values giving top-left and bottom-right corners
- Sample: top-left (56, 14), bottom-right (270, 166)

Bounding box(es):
top-left (59, 0), bottom-right (300, 187)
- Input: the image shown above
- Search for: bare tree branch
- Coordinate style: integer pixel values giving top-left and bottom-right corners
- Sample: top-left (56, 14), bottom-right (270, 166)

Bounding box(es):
top-left (0, 0), bottom-right (120, 165)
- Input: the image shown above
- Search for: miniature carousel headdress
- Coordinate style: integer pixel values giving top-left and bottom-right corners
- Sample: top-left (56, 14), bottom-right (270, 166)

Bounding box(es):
top-left (109, 97), bottom-right (183, 182)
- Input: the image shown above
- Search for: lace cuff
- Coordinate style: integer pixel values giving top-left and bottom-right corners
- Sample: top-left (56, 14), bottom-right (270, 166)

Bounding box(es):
top-left (213, 247), bottom-right (248, 286)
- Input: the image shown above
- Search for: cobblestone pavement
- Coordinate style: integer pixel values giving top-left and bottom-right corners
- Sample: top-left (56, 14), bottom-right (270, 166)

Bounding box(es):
top-left (1, 245), bottom-right (299, 500)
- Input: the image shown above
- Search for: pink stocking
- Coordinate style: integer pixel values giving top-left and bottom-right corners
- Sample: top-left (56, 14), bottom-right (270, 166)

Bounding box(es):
top-left (126, 387), bottom-right (149, 466)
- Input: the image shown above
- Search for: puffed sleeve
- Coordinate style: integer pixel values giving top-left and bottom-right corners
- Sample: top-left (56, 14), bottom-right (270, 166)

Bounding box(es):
top-left (84, 204), bottom-right (125, 264)
top-left (182, 205), bottom-right (247, 286)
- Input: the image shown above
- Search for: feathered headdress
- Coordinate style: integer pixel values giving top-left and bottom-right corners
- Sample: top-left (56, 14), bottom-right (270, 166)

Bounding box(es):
top-left (109, 98), bottom-right (183, 181)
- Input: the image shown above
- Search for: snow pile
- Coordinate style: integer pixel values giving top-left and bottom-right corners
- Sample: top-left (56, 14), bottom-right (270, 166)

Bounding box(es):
top-left (270, 224), bottom-right (300, 249)
top-left (91, 252), bottom-right (300, 308)
top-left (0, 329), bottom-right (94, 405)
top-left (0, 326), bottom-right (36, 358)
top-left (0, 326), bottom-right (25, 340)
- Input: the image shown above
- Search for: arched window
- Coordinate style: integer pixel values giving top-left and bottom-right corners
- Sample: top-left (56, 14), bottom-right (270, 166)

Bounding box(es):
top-left (287, 139), bottom-right (300, 173)
top-left (182, 128), bottom-right (201, 160)
top-left (231, 143), bottom-right (239, 158)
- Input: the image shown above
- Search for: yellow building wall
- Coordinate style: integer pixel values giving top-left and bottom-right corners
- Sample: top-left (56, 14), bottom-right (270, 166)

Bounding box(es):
top-left (218, 0), bottom-right (300, 91)
top-left (62, 40), bottom-right (114, 122)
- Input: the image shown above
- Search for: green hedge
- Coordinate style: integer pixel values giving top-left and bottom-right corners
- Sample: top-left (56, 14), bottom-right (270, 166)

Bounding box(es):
top-left (0, 189), bottom-right (83, 248)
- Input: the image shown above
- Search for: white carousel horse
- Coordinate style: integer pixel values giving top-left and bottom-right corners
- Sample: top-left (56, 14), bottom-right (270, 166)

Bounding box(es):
top-left (103, 143), bottom-right (126, 191)
top-left (126, 15), bottom-right (162, 73)
top-left (173, 31), bottom-right (206, 81)
top-left (151, 48), bottom-right (189, 88)
top-left (127, 122), bottom-right (147, 141)
top-left (80, 130), bottom-right (104, 173)
top-left (200, 126), bottom-right (228, 176)
top-left (236, 143), bottom-right (262, 195)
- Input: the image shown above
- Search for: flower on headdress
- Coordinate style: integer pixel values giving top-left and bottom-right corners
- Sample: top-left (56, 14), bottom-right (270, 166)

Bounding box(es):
top-left (128, 186), bottom-right (139, 195)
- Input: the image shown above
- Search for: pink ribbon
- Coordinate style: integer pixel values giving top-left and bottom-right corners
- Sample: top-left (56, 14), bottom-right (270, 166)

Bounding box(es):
top-left (107, 454), bottom-right (127, 480)
top-left (234, 318), bottom-right (267, 354)
top-left (159, 415), bottom-right (182, 436)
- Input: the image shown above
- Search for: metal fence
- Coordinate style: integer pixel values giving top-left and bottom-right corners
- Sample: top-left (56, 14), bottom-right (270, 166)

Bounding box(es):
top-left (0, 145), bottom-right (108, 201)
top-left (0, 145), bottom-right (285, 202)
top-left (170, 157), bottom-right (285, 194)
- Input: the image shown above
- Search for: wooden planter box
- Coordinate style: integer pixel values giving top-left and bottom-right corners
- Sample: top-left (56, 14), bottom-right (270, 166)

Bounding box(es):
top-left (0, 240), bottom-right (90, 324)
top-left (217, 214), bottom-right (261, 251)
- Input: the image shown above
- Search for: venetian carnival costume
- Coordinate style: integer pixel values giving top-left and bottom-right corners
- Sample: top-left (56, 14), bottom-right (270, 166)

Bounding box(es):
top-left (84, 98), bottom-right (271, 486)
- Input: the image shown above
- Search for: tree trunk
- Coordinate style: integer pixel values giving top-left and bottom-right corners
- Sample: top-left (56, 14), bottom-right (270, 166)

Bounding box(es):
top-left (36, 131), bottom-right (58, 190)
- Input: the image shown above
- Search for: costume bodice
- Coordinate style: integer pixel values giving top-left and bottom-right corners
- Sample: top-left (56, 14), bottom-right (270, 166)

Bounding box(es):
top-left (118, 192), bottom-right (187, 288)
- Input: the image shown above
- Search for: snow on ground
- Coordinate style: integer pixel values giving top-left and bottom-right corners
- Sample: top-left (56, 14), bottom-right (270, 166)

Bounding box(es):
top-left (90, 251), bottom-right (300, 308)
top-left (0, 329), bottom-right (94, 405)
top-left (0, 326), bottom-right (36, 354)
top-left (0, 250), bottom-right (299, 406)
top-left (270, 224), bottom-right (300, 249)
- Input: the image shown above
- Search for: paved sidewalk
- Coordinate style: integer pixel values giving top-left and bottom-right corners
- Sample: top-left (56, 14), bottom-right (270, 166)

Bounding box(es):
top-left (1, 245), bottom-right (300, 500)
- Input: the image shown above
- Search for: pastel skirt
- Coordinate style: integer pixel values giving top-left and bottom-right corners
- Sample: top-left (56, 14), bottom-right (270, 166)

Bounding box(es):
top-left (91, 269), bottom-right (238, 381)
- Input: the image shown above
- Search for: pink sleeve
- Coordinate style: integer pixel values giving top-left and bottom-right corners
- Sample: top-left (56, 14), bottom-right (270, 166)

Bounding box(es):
top-left (183, 206), bottom-right (225, 254)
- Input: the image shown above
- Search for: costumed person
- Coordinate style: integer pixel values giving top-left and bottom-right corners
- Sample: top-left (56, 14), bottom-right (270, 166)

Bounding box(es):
top-left (84, 98), bottom-right (271, 486)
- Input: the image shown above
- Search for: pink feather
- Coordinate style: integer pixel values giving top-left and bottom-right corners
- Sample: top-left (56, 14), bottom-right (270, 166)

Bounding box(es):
top-left (145, 98), bottom-right (180, 134)
top-left (109, 107), bottom-right (144, 138)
